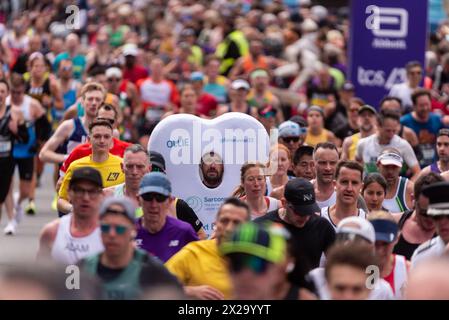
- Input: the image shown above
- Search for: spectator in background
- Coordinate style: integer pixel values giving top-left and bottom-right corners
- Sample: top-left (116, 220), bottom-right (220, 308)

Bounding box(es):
top-left (389, 61), bottom-right (423, 113)
top-left (400, 89), bottom-right (445, 168)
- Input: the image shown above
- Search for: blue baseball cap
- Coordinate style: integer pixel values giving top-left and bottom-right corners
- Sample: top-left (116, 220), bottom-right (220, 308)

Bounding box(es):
top-left (138, 172), bottom-right (172, 197)
top-left (190, 71), bottom-right (204, 82)
top-left (278, 120), bottom-right (302, 137)
top-left (370, 219), bottom-right (398, 243)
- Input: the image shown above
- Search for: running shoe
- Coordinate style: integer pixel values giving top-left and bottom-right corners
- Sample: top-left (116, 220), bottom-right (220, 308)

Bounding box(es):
top-left (3, 220), bottom-right (16, 235)
top-left (25, 200), bottom-right (36, 215)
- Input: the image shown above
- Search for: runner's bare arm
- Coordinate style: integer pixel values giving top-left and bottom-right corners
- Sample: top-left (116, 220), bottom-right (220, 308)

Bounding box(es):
top-left (57, 197), bottom-right (73, 214)
top-left (39, 120), bottom-right (74, 163)
top-left (409, 164), bottom-right (421, 182)
top-left (50, 77), bottom-right (64, 110)
top-left (37, 220), bottom-right (59, 261)
top-left (341, 136), bottom-right (351, 160)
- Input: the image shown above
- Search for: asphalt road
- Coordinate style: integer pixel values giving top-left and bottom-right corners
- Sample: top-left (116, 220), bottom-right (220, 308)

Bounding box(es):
top-left (0, 164), bottom-right (56, 267)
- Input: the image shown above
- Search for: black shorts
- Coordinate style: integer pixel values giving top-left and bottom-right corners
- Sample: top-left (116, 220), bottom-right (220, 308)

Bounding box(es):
top-left (14, 157), bottom-right (34, 181)
top-left (0, 157), bottom-right (14, 203)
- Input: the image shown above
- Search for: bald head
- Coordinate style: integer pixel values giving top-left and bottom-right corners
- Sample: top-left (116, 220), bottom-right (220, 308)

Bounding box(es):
top-left (406, 257), bottom-right (449, 300)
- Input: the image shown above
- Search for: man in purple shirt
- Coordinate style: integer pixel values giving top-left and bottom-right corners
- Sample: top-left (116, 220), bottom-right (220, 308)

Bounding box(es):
top-left (135, 172), bottom-right (198, 262)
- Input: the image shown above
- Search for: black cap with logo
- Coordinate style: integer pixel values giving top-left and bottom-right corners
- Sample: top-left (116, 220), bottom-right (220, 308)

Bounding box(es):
top-left (70, 167), bottom-right (103, 188)
top-left (284, 178), bottom-right (320, 216)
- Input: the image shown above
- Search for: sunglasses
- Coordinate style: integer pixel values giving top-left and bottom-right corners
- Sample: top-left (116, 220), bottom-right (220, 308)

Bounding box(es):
top-left (97, 117), bottom-right (115, 125)
top-left (141, 193), bottom-right (168, 202)
top-left (228, 254), bottom-right (269, 274)
top-left (100, 223), bottom-right (129, 235)
top-left (107, 78), bottom-right (121, 82)
top-left (282, 136), bottom-right (300, 143)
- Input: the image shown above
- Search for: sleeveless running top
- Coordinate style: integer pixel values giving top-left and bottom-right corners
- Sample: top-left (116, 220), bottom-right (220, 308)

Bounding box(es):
top-left (26, 77), bottom-right (51, 105)
top-left (58, 117), bottom-right (89, 155)
top-left (9, 95), bottom-right (36, 159)
top-left (113, 184), bottom-right (143, 218)
top-left (383, 254), bottom-right (408, 299)
top-left (382, 177), bottom-right (410, 213)
top-left (226, 104), bottom-right (252, 115)
top-left (0, 105), bottom-right (14, 158)
top-left (393, 210), bottom-right (430, 260)
top-left (320, 206), bottom-right (367, 230)
top-left (305, 129), bottom-right (329, 147)
top-left (83, 249), bottom-right (147, 300)
top-left (348, 133), bottom-right (360, 161)
top-left (429, 162), bottom-right (441, 174)
top-left (51, 214), bottom-right (104, 265)
top-left (317, 190), bottom-right (337, 209)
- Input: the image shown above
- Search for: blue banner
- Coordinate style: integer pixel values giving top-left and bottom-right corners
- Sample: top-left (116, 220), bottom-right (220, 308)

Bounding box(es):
top-left (348, 0), bottom-right (428, 107)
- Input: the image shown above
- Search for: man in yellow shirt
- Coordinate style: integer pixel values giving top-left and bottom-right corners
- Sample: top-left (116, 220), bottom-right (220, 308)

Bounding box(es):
top-left (165, 198), bottom-right (251, 300)
top-left (57, 120), bottom-right (124, 214)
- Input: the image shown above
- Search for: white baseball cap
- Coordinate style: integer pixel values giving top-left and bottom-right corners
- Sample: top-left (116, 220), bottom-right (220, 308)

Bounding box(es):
top-left (336, 216), bottom-right (375, 244)
top-left (122, 44), bottom-right (138, 57)
top-left (231, 79), bottom-right (250, 91)
top-left (377, 149), bottom-right (403, 167)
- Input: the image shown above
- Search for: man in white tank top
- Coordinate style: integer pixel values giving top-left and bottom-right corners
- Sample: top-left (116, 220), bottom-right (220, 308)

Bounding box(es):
top-left (377, 149), bottom-right (414, 213)
top-left (37, 167), bottom-right (105, 264)
top-left (312, 142), bottom-right (339, 209)
top-left (321, 161), bottom-right (367, 229)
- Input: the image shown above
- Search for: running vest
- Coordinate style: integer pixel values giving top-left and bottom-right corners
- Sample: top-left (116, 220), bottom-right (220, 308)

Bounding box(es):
top-left (51, 214), bottom-right (104, 265)
top-left (429, 162), bottom-right (441, 174)
top-left (305, 129), bottom-right (329, 147)
top-left (242, 55), bottom-right (268, 74)
top-left (247, 90), bottom-right (276, 108)
top-left (383, 254), bottom-right (408, 299)
top-left (382, 177), bottom-right (410, 213)
top-left (348, 133), bottom-right (360, 161)
top-left (113, 183), bottom-right (143, 218)
top-left (317, 190), bottom-right (337, 209)
top-left (26, 77), bottom-right (51, 105)
top-left (393, 210), bottom-right (421, 260)
top-left (59, 117), bottom-right (89, 155)
top-left (83, 249), bottom-right (147, 300)
top-left (320, 206), bottom-right (367, 230)
top-left (0, 105), bottom-right (13, 158)
top-left (9, 96), bottom-right (36, 159)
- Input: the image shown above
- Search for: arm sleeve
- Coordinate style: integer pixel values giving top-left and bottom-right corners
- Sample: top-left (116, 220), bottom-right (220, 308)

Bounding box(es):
top-left (35, 114), bottom-right (52, 141)
top-left (175, 198), bottom-right (204, 232)
top-left (15, 123), bottom-right (29, 143)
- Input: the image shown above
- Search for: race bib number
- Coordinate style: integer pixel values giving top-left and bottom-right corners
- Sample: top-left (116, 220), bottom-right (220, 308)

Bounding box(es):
top-left (0, 140), bottom-right (12, 153)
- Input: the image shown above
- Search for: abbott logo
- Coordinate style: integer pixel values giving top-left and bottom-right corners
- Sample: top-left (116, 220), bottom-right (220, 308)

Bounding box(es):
top-left (365, 5), bottom-right (408, 38)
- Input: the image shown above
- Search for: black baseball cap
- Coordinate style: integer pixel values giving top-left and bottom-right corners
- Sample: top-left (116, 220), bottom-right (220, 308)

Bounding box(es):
top-left (284, 178), bottom-right (320, 216)
top-left (70, 167), bottom-right (103, 188)
top-left (150, 151), bottom-right (166, 172)
top-left (358, 104), bottom-right (377, 115)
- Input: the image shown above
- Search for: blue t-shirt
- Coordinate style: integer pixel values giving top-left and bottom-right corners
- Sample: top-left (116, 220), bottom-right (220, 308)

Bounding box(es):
top-left (53, 52), bottom-right (86, 80)
top-left (400, 112), bottom-right (445, 167)
top-left (135, 215), bottom-right (198, 263)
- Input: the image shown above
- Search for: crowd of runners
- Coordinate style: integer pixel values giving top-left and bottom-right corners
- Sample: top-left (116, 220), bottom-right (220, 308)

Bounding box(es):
top-left (0, 0), bottom-right (449, 300)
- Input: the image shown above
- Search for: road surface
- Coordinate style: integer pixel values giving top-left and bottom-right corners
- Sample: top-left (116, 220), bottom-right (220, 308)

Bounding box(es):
top-left (0, 164), bottom-right (56, 267)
